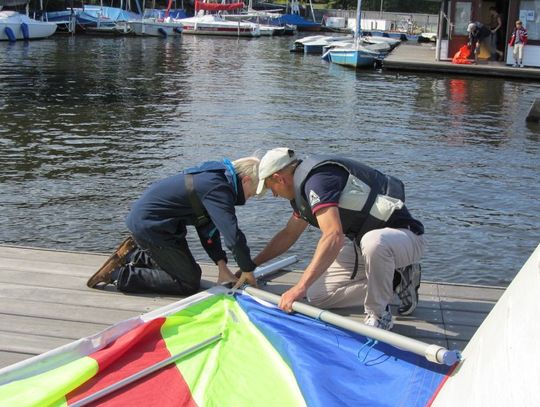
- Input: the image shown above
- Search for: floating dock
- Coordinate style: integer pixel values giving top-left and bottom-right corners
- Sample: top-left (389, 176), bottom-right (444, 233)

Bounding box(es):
top-left (383, 43), bottom-right (540, 81)
top-left (0, 244), bottom-right (505, 369)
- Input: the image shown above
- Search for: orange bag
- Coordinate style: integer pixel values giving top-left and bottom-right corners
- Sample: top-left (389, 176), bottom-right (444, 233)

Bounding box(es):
top-left (452, 45), bottom-right (473, 64)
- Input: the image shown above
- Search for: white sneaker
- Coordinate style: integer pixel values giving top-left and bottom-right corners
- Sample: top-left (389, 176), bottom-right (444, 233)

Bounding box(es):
top-left (519, 64), bottom-right (524, 68)
top-left (364, 306), bottom-right (394, 330)
top-left (512, 63), bottom-right (518, 67)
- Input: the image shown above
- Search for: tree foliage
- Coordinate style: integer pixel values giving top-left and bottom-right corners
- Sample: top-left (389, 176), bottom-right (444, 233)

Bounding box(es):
top-left (329, 0), bottom-right (440, 13)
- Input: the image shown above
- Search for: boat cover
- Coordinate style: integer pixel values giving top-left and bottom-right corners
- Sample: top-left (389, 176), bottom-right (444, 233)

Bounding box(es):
top-left (0, 288), bottom-right (453, 406)
top-left (274, 13), bottom-right (320, 28)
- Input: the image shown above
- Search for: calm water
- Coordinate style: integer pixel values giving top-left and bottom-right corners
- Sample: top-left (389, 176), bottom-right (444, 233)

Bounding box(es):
top-left (1, 35), bottom-right (539, 286)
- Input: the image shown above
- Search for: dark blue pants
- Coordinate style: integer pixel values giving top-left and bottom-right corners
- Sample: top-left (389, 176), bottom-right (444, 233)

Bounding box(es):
top-left (115, 237), bottom-right (201, 296)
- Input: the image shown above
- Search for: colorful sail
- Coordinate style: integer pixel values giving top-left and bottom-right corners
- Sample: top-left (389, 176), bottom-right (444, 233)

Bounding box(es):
top-left (0, 288), bottom-right (454, 406)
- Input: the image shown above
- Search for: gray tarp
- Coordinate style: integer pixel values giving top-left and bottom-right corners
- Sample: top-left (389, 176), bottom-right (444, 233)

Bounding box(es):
top-left (0, 0), bottom-right (29, 6)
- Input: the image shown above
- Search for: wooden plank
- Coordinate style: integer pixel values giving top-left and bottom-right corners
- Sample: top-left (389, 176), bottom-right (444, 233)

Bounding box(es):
top-left (0, 269), bottom-right (103, 291)
top-left (440, 298), bottom-right (497, 313)
top-left (0, 269), bottom-right (214, 297)
top-left (442, 309), bottom-right (491, 327)
top-left (444, 323), bottom-right (479, 342)
top-left (260, 269), bottom-right (303, 285)
top-left (418, 282), bottom-right (440, 297)
top-left (391, 319), bottom-right (447, 340)
top-left (0, 314), bottom-right (109, 341)
top-left (437, 284), bottom-right (504, 302)
top-left (0, 246), bottom-right (107, 266)
top-left (0, 258), bottom-right (99, 278)
top-left (0, 331), bottom-right (71, 357)
top-left (0, 351), bottom-right (33, 368)
top-left (0, 255), bottom-right (220, 280)
top-left (0, 283), bottom-right (176, 312)
top-left (0, 298), bottom-right (138, 326)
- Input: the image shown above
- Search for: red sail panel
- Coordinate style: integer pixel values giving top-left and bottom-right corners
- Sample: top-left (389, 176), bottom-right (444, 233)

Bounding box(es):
top-left (66, 318), bottom-right (197, 407)
top-left (195, 1), bottom-right (244, 11)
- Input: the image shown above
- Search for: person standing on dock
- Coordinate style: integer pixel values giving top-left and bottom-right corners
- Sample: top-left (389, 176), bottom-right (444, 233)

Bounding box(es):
top-left (488, 7), bottom-right (504, 61)
top-left (509, 20), bottom-right (528, 68)
top-left (237, 148), bottom-right (425, 331)
top-left (467, 21), bottom-right (491, 63)
top-left (87, 157), bottom-right (261, 294)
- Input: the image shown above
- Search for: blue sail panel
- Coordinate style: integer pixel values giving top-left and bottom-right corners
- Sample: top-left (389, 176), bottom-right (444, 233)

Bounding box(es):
top-left (236, 293), bottom-right (451, 407)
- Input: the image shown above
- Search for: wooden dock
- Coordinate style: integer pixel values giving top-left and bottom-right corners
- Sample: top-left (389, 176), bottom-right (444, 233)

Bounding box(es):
top-left (0, 245), bottom-right (505, 369)
top-left (383, 43), bottom-right (540, 81)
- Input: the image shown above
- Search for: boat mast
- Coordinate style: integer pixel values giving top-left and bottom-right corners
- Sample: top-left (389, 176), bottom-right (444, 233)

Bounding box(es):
top-left (354, 0), bottom-right (362, 47)
top-left (307, 0), bottom-right (315, 22)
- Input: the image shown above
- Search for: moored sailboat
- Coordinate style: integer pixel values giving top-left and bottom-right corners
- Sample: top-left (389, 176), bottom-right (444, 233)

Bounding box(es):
top-left (0, 9), bottom-right (56, 41)
top-left (326, 0), bottom-right (382, 68)
top-left (178, 1), bottom-right (260, 37)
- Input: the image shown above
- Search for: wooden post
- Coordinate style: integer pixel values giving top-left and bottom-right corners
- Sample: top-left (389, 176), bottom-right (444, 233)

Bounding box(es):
top-left (526, 98), bottom-right (540, 122)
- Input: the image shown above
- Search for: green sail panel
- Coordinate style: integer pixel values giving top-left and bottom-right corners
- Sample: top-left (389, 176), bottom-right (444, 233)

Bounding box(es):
top-left (161, 294), bottom-right (306, 407)
top-left (0, 356), bottom-right (97, 407)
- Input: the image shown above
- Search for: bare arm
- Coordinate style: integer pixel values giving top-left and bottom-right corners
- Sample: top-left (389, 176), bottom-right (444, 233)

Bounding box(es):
top-left (494, 16), bottom-right (502, 32)
top-left (278, 207), bottom-right (345, 312)
top-left (253, 215), bottom-right (308, 266)
top-left (233, 215), bottom-right (307, 290)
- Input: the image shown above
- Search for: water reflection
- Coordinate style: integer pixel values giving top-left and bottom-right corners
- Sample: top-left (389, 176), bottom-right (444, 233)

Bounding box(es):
top-left (0, 36), bottom-right (538, 286)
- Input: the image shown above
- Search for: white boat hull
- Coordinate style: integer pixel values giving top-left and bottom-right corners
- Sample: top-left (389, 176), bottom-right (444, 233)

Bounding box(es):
top-left (129, 20), bottom-right (182, 37)
top-left (0, 11), bottom-right (57, 41)
top-left (178, 15), bottom-right (260, 37)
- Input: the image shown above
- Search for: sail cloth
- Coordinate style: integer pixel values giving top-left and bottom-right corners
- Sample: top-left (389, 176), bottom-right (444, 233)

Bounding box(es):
top-left (194, 1), bottom-right (244, 11)
top-left (0, 288), bottom-right (453, 407)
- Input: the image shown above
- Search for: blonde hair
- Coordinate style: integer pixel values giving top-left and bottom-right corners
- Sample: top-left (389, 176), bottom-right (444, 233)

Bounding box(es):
top-left (232, 156), bottom-right (260, 184)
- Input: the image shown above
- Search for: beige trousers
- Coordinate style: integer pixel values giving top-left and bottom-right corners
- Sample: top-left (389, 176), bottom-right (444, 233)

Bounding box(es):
top-left (306, 228), bottom-right (425, 316)
top-left (512, 44), bottom-right (524, 62)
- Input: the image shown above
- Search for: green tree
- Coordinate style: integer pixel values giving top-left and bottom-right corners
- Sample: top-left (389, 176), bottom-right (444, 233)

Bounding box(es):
top-left (329, 0), bottom-right (440, 14)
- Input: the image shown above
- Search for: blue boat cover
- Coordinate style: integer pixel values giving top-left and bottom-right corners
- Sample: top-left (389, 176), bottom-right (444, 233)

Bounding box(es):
top-left (273, 13), bottom-right (320, 28)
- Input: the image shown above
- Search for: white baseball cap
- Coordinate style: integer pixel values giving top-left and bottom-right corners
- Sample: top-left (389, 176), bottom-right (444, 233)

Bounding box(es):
top-left (467, 23), bottom-right (476, 32)
top-left (256, 148), bottom-right (297, 194)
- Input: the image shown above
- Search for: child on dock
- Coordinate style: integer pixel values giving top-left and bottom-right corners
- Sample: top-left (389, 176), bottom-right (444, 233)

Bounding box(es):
top-left (509, 20), bottom-right (528, 67)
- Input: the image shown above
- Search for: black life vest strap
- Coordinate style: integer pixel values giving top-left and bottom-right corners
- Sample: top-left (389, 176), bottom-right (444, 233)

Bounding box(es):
top-left (351, 239), bottom-right (359, 280)
top-left (184, 174), bottom-right (210, 227)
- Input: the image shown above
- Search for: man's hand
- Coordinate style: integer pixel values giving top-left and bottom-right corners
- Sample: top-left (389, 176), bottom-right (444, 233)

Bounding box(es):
top-left (232, 271), bottom-right (257, 290)
top-left (278, 284), bottom-right (307, 313)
